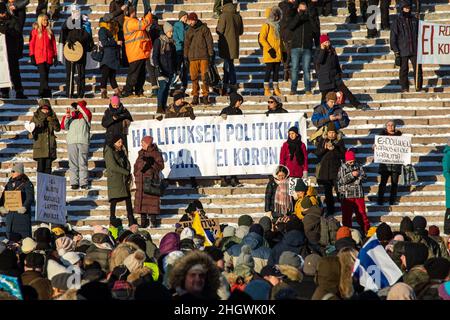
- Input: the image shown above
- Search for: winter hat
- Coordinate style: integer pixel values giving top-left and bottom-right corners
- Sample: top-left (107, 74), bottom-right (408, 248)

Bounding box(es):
top-left (203, 246), bottom-right (224, 262)
top-left (223, 226), bottom-right (236, 238)
top-left (345, 150), bottom-right (356, 162)
top-left (387, 283), bottom-right (416, 300)
top-left (294, 179), bottom-right (307, 192)
top-left (269, 95), bottom-right (282, 106)
top-left (180, 227), bottom-right (195, 241)
top-left (235, 225), bottom-right (250, 239)
top-left (61, 252), bottom-right (83, 267)
top-left (55, 236), bottom-right (74, 256)
top-left (230, 92), bottom-right (244, 107)
top-left (260, 265), bottom-right (284, 278)
top-left (335, 237), bottom-right (357, 252)
top-left (162, 250), bottom-right (184, 273)
top-left (336, 227), bottom-right (352, 241)
top-left (438, 282), bottom-right (450, 300)
top-left (320, 34), bottom-right (330, 44)
top-left (47, 259), bottom-right (68, 280)
top-left (38, 99), bottom-right (51, 108)
top-left (111, 280), bottom-right (134, 300)
top-left (25, 252), bottom-right (45, 269)
top-left (327, 121), bottom-right (336, 132)
top-left (110, 95), bottom-right (120, 105)
top-left (51, 227), bottom-right (65, 237)
top-left (236, 245), bottom-right (255, 270)
top-left (163, 22), bottom-right (173, 34)
top-left (326, 91), bottom-right (337, 102)
top-left (234, 264), bottom-right (253, 279)
top-left (180, 238), bottom-right (195, 251)
top-left (159, 232), bottom-right (181, 256)
top-left (424, 258), bottom-right (450, 280)
top-left (51, 273), bottom-right (71, 291)
top-left (111, 134), bottom-right (123, 145)
top-left (412, 216), bottom-right (427, 231)
top-left (286, 216), bottom-right (303, 232)
top-left (11, 163), bottom-right (25, 175)
top-left (244, 280), bottom-right (272, 300)
top-left (193, 234), bottom-right (205, 249)
top-left (102, 12), bottom-right (113, 22)
top-left (123, 250), bottom-right (146, 273)
top-left (428, 225), bottom-right (440, 237)
top-left (178, 10), bottom-right (188, 19)
top-left (400, 216), bottom-right (414, 233)
top-left (21, 237), bottom-right (37, 254)
top-left (249, 224), bottom-right (264, 237)
top-left (288, 126), bottom-right (299, 135)
top-left (185, 200), bottom-right (204, 214)
top-left (399, 0), bottom-right (411, 8)
top-left (376, 223), bottom-right (393, 242)
top-left (187, 12), bottom-right (198, 21)
top-left (0, 2), bottom-right (7, 14)
top-left (259, 216), bottom-right (272, 233)
top-left (279, 251), bottom-right (303, 269)
top-left (142, 136), bottom-right (153, 146)
top-left (350, 228), bottom-right (363, 246)
top-left (238, 215), bottom-right (254, 227)
top-left (404, 242), bottom-right (429, 270)
top-left (303, 254), bottom-right (321, 276)
top-left (173, 90), bottom-right (187, 102)
top-left (92, 233), bottom-right (111, 245)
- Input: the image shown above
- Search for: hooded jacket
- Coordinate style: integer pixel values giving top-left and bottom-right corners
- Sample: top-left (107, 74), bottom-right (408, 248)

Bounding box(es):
top-left (29, 25), bottom-right (57, 65)
top-left (173, 20), bottom-right (189, 52)
top-left (31, 107), bottom-right (60, 160)
top-left (101, 103), bottom-right (133, 146)
top-left (390, 1), bottom-right (419, 57)
top-left (442, 145), bottom-right (450, 209)
top-left (314, 46), bottom-right (342, 92)
top-left (104, 144), bottom-right (131, 200)
top-left (227, 232), bottom-right (271, 273)
top-left (311, 256), bottom-right (341, 300)
top-left (268, 230), bottom-right (306, 266)
top-left (61, 100), bottom-right (92, 145)
top-left (259, 7), bottom-right (284, 63)
top-left (216, 3), bottom-right (244, 60)
top-left (184, 20), bottom-right (214, 61)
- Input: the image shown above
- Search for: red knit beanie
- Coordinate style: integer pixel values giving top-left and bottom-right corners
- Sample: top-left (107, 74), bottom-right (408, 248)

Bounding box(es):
top-left (345, 150), bottom-right (356, 162)
top-left (320, 34), bottom-right (330, 45)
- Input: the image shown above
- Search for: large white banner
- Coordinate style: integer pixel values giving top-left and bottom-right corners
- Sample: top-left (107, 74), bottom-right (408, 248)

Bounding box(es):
top-left (374, 135), bottom-right (412, 165)
top-left (36, 173), bottom-right (67, 225)
top-left (0, 34), bottom-right (11, 89)
top-left (418, 20), bottom-right (450, 65)
top-left (127, 113), bottom-right (307, 178)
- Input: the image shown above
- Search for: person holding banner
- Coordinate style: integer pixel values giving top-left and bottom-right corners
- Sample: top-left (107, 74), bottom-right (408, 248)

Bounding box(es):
top-left (105, 135), bottom-right (138, 226)
top-left (375, 120), bottom-right (402, 205)
top-left (133, 135), bottom-right (164, 228)
top-left (266, 95), bottom-right (288, 115)
top-left (280, 126), bottom-right (308, 179)
top-left (0, 163), bottom-right (34, 239)
top-left (390, 0), bottom-right (422, 93)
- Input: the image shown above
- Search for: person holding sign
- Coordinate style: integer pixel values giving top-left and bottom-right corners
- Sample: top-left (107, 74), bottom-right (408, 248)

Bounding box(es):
top-left (0, 163), bottom-right (34, 239)
top-left (31, 100), bottom-right (60, 174)
top-left (105, 135), bottom-right (138, 227)
top-left (280, 126), bottom-right (308, 179)
top-left (133, 135), bottom-right (164, 228)
top-left (374, 120), bottom-right (402, 205)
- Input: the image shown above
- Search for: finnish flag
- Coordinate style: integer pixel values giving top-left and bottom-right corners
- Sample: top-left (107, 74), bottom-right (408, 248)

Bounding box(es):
top-left (352, 234), bottom-right (403, 291)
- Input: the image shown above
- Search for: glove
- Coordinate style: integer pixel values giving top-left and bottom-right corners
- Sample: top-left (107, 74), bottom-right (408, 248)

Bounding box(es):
top-left (302, 171), bottom-right (308, 180)
top-left (395, 53), bottom-right (401, 67)
top-left (68, 41), bottom-right (75, 50)
top-left (268, 48), bottom-right (277, 59)
top-left (17, 207), bottom-right (27, 214)
top-left (30, 55), bottom-right (36, 66)
top-left (0, 207), bottom-right (8, 215)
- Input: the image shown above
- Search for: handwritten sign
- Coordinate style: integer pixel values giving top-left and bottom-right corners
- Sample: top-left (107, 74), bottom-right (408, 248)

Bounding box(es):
top-left (374, 135), bottom-right (412, 165)
top-left (35, 173), bottom-right (67, 225)
top-left (179, 218), bottom-right (221, 236)
top-left (4, 191), bottom-right (22, 211)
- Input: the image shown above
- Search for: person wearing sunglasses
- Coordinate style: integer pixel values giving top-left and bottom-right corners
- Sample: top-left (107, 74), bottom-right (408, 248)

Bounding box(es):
top-left (265, 95), bottom-right (288, 115)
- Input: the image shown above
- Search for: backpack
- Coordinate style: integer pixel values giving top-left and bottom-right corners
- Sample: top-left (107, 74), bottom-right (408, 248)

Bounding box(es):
top-left (205, 63), bottom-right (221, 88)
top-left (319, 216), bottom-right (341, 247)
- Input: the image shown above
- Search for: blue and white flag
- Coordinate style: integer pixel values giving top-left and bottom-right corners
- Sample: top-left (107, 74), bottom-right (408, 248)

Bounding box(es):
top-left (352, 234), bottom-right (403, 291)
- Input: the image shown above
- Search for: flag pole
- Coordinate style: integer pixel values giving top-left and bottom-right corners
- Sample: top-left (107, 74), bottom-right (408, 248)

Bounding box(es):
top-left (415, 0), bottom-right (421, 92)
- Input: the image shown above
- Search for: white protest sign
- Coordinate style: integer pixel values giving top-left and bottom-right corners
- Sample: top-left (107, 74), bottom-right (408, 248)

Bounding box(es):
top-left (418, 20), bottom-right (450, 65)
top-left (128, 113), bottom-right (307, 178)
top-left (0, 34), bottom-right (11, 89)
top-left (36, 173), bottom-right (67, 225)
top-left (374, 135), bottom-right (411, 165)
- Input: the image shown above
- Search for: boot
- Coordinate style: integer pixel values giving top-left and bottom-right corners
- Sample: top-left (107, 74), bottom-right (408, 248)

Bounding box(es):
top-left (221, 176), bottom-right (232, 187)
top-left (101, 88), bottom-right (108, 99)
top-left (283, 69), bottom-right (290, 82)
top-left (140, 214), bottom-right (149, 228)
top-left (113, 87), bottom-right (122, 98)
top-left (192, 96), bottom-right (199, 105)
top-left (264, 82), bottom-right (271, 96)
top-left (127, 214), bottom-right (138, 227)
top-left (273, 82), bottom-right (282, 96)
top-left (200, 96), bottom-right (211, 105)
top-left (149, 215), bottom-right (159, 228)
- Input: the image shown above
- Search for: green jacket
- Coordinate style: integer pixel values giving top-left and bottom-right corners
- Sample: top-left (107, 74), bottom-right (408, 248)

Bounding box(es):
top-left (104, 145), bottom-right (131, 200)
top-left (31, 108), bottom-right (60, 160)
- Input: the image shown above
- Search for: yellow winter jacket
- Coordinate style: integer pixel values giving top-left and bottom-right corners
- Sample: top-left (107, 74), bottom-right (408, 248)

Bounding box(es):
top-left (259, 7), bottom-right (284, 63)
top-left (294, 186), bottom-right (320, 220)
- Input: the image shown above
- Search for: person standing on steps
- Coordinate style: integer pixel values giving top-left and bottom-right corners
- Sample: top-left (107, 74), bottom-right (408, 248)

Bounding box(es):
top-left (390, 0), bottom-right (422, 93)
top-left (212, 0), bottom-right (223, 19)
top-left (443, 138), bottom-right (450, 235)
top-left (31, 100), bottom-right (60, 174)
top-left (0, 2), bottom-right (26, 99)
top-left (5, 0), bottom-right (28, 32)
top-left (98, 13), bottom-right (122, 99)
top-left (216, 0), bottom-right (243, 96)
top-left (265, 165), bottom-right (293, 219)
top-left (152, 22), bottom-right (177, 118)
top-left (278, 0), bottom-right (298, 83)
top-left (311, 91), bottom-right (350, 131)
top-left (105, 135), bottom-right (138, 227)
top-left (279, 126), bottom-right (308, 179)
top-left (109, 0), bottom-right (129, 67)
top-left (184, 12), bottom-right (214, 106)
top-left (314, 121), bottom-right (346, 216)
top-left (173, 11), bottom-right (189, 92)
top-left (314, 34), bottom-right (367, 109)
top-left (131, 0), bottom-right (151, 15)
top-left (29, 14), bottom-right (57, 99)
top-left (102, 95), bottom-right (134, 150)
top-left (347, 0), bottom-right (368, 24)
top-left (36, 0), bottom-right (61, 22)
top-left (121, 6), bottom-right (152, 98)
top-left (146, 14), bottom-right (161, 98)
top-left (317, 0), bottom-right (333, 17)
top-left (375, 120), bottom-right (402, 206)
top-left (259, 6), bottom-right (285, 97)
top-left (61, 100), bottom-right (92, 191)
top-left (220, 92), bottom-right (244, 187)
top-left (133, 136), bottom-right (164, 228)
top-left (288, 0), bottom-right (319, 96)
top-left (266, 95), bottom-right (288, 115)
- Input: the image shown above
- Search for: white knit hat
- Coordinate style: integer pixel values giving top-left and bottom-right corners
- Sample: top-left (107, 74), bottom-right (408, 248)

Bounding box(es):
top-left (61, 252), bottom-right (83, 267)
top-left (180, 227), bottom-right (195, 241)
top-left (21, 237), bottom-right (37, 254)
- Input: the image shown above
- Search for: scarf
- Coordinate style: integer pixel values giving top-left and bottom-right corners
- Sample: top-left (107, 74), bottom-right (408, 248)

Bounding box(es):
top-left (159, 34), bottom-right (174, 54)
top-left (287, 136), bottom-right (304, 166)
top-left (274, 179), bottom-right (292, 215)
top-left (267, 19), bottom-right (280, 39)
top-left (99, 21), bottom-right (119, 41)
top-left (109, 103), bottom-right (124, 115)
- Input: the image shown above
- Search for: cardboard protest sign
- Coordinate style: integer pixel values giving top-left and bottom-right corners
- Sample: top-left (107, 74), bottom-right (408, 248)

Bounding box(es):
top-left (3, 191), bottom-right (22, 211)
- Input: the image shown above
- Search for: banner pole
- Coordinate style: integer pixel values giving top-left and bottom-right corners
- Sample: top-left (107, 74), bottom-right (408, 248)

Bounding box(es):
top-left (415, 0), bottom-right (421, 92)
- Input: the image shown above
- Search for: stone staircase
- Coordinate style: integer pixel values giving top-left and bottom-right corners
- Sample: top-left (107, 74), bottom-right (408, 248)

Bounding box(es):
top-left (1, 0), bottom-right (449, 240)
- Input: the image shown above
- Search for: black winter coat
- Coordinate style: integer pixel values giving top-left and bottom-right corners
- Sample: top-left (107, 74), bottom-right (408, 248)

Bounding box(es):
top-left (278, 0), bottom-right (298, 42)
top-left (264, 177), bottom-right (278, 212)
top-left (314, 47), bottom-right (342, 92)
top-left (0, 14), bottom-right (24, 59)
top-left (219, 106), bottom-right (243, 116)
top-left (266, 106), bottom-right (288, 115)
top-left (101, 104), bottom-right (134, 147)
top-left (268, 230), bottom-right (307, 265)
top-left (60, 21), bottom-right (94, 59)
top-left (390, 12), bottom-right (419, 57)
top-left (314, 137), bottom-right (346, 181)
top-left (152, 36), bottom-right (177, 78)
top-left (378, 129), bottom-right (403, 174)
top-left (99, 27), bottom-right (120, 70)
top-left (288, 5), bottom-right (320, 50)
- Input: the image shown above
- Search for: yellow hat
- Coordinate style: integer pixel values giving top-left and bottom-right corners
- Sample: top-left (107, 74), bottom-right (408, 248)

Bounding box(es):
top-left (52, 227), bottom-right (65, 237)
top-left (366, 226), bottom-right (377, 238)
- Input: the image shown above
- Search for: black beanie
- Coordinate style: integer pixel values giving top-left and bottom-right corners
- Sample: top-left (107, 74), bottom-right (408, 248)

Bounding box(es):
top-left (376, 223), bottom-right (393, 242)
top-left (412, 216), bottom-right (427, 231)
top-left (404, 242), bottom-right (429, 270)
top-left (424, 258), bottom-right (450, 280)
top-left (286, 216), bottom-right (303, 232)
top-left (294, 179), bottom-right (307, 192)
top-left (185, 200), bottom-right (203, 214)
top-left (204, 246), bottom-right (224, 262)
top-left (111, 134), bottom-right (123, 145)
top-left (400, 217), bottom-right (414, 234)
top-left (230, 92), bottom-right (244, 107)
top-left (238, 215), bottom-right (254, 227)
top-left (288, 126), bottom-right (299, 135)
top-left (249, 223), bottom-right (264, 237)
top-left (259, 216), bottom-right (272, 233)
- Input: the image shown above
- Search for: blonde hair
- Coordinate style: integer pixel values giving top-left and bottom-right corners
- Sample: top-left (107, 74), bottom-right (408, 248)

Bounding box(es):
top-left (337, 247), bottom-right (358, 299)
top-left (36, 14), bottom-right (52, 39)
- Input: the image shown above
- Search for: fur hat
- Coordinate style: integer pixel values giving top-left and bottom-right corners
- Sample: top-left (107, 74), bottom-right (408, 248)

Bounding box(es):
top-left (123, 250), bottom-right (146, 273)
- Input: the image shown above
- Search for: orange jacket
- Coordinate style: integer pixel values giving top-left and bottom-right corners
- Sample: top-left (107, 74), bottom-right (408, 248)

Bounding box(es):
top-left (123, 13), bottom-right (152, 63)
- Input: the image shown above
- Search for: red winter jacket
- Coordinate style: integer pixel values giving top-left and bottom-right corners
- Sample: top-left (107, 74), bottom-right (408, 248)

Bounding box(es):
top-left (29, 27), bottom-right (57, 65)
top-left (280, 140), bottom-right (308, 178)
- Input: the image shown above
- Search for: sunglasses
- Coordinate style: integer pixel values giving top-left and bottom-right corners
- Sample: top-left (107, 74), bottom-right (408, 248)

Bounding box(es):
top-left (268, 100), bottom-right (275, 104)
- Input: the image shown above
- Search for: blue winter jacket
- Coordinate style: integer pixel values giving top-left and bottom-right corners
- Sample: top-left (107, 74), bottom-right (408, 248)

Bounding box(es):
top-left (311, 102), bottom-right (350, 130)
top-left (173, 21), bottom-right (189, 53)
